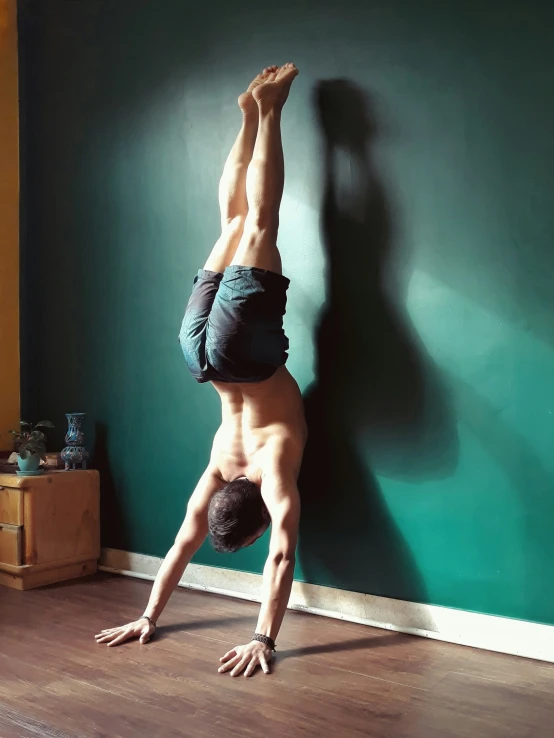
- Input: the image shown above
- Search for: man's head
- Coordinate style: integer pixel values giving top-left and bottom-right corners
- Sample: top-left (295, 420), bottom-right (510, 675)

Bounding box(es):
top-left (208, 478), bottom-right (270, 553)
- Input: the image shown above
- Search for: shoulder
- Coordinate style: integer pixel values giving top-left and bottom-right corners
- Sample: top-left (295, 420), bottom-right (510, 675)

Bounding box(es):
top-left (187, 465), bottom-right (225, 512)
top-left (261, 432), bottom-right (305, 480)
top-left (259, 443), bottom-right (301, 516)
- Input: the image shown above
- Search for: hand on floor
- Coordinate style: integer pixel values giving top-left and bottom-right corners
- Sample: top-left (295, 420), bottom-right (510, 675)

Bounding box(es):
top-left (218, 640), bottom-right (273, 677)
top-left (94, 617), bottom-right (155, 647)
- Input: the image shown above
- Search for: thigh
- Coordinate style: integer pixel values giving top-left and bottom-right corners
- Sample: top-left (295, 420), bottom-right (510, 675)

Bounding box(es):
top-left (231, 223), bottom-right (282, 274)
top-left (204, 218), bottom-right (245, 273)
top-left (179, 269), bottom-right (222, 343)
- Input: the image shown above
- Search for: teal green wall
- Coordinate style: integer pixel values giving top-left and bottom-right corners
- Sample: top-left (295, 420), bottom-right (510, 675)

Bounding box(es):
top-left (19, 0), bottom-right (554, 625)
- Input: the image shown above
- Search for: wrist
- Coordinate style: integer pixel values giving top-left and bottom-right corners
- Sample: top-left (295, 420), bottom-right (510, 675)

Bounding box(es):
top-left (140, 614), bottom-right (156, 628)
top-left (252, 633), bottom-right (276, 651)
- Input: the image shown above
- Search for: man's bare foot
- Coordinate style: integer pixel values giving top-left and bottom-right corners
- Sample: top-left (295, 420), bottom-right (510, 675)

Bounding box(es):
top-left (238, 66), bottom-right (279, 115)
top-left (252, 63), bottom-right (299, 112)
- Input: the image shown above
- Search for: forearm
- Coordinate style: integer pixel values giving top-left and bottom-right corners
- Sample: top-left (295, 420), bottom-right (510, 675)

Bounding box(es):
top-left (142, 539), bottom-right (199, 623)
top-left (255, 555), bottom-right (295, 641)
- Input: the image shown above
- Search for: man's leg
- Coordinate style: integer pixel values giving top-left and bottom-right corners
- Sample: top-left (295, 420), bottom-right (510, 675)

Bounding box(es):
top-left (204, 67), bottom-right (279, 273)
top-left (231, 63), bottom-right (299, 274)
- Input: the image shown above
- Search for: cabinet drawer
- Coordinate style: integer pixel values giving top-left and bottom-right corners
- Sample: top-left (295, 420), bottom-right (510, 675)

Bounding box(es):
top-left (0, 524), bottom-right (23, 566)
top-left (0, 487), bottom-right (22, 525)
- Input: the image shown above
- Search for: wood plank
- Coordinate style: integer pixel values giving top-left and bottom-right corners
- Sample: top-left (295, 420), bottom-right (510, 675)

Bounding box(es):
top-left (0, 648), bottom-right (377, 738)
top-left (1, 574), bottom-right (553, 738)
top-left (0, 553), bottom-right (98, 576)
top-left (0, 474), bottom-right (26, 489)
top-left (23, 472), bottom-right (99, 565)
top-left (0, 623), bottom-right (415, 738)
top-left (0, 702), bottom-right (76, 738)
top-left (0, 524), bottom-right (21, 565)
top-left (0, 560), bottom-right (97, 590)
top-left (0, 470), bottom-right (99, 489)
top-left (0, 587), bottom-right (418, 738)
top-left (449, 655), bottom-right (554, 694)
top-left (0, 485), bottom-right (22, 525)
top-left (398, 671), bottom-right (554, 738)
top-left (29, 572), bottom-right (393, 642)
top-left (5, 577), bottom-right (400, 684)
top-left (0, 570), bottom-right (23, 589)
top-left (9, 574), bottom-right (554, 691)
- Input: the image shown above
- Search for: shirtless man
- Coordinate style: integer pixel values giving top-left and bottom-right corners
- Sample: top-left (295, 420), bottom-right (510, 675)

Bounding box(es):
top-left (95, 64), bottom-right (306, 678)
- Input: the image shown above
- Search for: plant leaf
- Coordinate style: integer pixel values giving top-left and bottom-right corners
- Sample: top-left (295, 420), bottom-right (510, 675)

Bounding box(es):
top-left (35, 420), bottom-right (55, 429)
top-left (20, 421), bottom-right (31, 427)
top-left (18, 448), bottom-right (30, 459)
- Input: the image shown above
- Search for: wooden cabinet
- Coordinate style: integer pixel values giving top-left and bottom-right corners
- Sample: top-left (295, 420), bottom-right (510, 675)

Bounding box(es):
top-left (0, 470), bottom-right (100, 590)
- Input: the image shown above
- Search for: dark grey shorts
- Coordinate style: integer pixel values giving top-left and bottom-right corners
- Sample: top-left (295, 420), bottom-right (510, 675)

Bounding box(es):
top-left (179, 265), bottom-right (290, 384)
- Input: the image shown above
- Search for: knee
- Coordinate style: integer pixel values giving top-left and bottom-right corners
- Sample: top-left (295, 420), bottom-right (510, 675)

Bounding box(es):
top-left (221, 214), bottom-right (246, 235)
top-left (244, 210), bottom-right (279, 237)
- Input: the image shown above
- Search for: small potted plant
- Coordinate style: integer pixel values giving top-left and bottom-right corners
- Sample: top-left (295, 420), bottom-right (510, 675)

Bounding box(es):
top-left (9, 420), bottom-right (55, 474)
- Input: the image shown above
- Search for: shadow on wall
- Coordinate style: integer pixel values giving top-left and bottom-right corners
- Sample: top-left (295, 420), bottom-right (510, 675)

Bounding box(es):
top-left (298, 80), bottom-right (459, 600)
top-left (450, 376), bottom-right (554, 623)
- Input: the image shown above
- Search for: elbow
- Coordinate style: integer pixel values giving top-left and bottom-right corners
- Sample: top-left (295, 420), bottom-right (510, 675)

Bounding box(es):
top-left (174, 521), bottom-right (206, 553)
top-left (174, 529), bottom-right (204, 553)
top-left (271, 550), bottom-right (296, 568)
top-left (172, 537), bottom-right (194, 561)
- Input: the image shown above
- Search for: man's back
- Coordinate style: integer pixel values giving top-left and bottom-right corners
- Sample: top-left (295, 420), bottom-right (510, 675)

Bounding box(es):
top-left (211, 367), bottom-right (307, 485)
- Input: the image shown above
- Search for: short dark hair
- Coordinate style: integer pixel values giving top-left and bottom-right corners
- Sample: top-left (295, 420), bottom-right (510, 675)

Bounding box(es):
top-left (208, 478), bottom-right (269, 553)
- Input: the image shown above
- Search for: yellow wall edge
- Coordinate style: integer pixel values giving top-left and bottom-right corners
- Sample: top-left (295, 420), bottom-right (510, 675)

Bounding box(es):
top-left (0, 0), bottom-right (20, 450)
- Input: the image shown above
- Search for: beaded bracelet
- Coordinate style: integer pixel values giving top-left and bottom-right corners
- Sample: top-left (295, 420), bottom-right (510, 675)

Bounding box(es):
top-left (252, 633), bottom-right (276, 651)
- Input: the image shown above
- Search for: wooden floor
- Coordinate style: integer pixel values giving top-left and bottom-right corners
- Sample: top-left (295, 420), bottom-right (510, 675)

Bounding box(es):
top-left (1, 575), bottom-right (553, 738)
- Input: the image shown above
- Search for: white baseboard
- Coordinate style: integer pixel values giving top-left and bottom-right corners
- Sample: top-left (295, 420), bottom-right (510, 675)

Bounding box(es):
top-left (100, 548), bottom-right (554, 663)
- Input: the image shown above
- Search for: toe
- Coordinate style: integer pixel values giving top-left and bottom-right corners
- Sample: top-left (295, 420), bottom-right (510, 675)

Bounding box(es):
top-left (279, 63), bottom-right (298, 79)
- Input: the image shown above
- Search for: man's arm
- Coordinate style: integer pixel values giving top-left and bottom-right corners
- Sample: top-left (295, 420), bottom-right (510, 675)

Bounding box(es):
top-left (95, 466), bottom-right (223, 647)
top-left (255, 471), bottom-right (300, 641)
top-left (218, 464), bottom-right (300, 676)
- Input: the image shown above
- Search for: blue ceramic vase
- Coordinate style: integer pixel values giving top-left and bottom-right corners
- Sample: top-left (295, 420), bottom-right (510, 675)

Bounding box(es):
top-left (61, 413), bottom-right (89, 470)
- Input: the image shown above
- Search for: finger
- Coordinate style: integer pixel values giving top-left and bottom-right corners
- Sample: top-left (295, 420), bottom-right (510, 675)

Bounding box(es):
top-left (95, 627), bottom-right (123, 640)
top-left (219, 649), bottom-right (237, 663)
top-left (218, 655), bottom-right (241, 673)
top-left (107, 630), bottom-right (131, 647)
top-left (139, 632), bottom-right (151, 644)
top-left (95, 628), bottom-right (117, 638)
top-left (259, 655), bottom-right (270, 674)
top-left (244, 658), bottom-right (258, 677)
top-left (96, 633), bottom-right (117, 643)
top-left (230, 657), bottom-right (249, 677)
